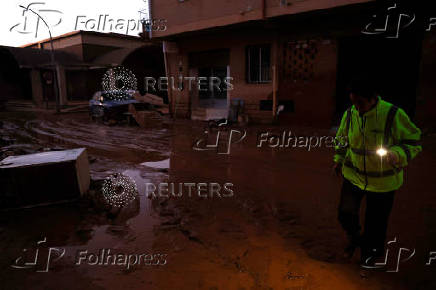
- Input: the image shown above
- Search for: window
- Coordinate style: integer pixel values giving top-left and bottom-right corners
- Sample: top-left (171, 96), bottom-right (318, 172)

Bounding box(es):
top-left (283, 40), bottom-right (318, 81)
top-left (246, 45), bottom-right (271, 83)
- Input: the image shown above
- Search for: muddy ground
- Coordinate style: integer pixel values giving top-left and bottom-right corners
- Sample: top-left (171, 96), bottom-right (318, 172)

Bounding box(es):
top-left (1, 111), bottom-right (436, 290)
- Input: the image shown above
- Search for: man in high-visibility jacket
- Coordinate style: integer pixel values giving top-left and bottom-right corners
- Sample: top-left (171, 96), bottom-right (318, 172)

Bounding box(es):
top-left (333, 78), bottom-right (422, 267)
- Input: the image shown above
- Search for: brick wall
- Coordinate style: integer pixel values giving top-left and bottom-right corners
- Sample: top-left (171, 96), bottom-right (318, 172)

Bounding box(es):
top-left (163, 29), bottom-right (338, 125)
top-left (151, 0), bottom-right (373, 38)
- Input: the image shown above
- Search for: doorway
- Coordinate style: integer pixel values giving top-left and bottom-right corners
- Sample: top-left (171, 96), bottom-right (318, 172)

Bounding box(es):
top-left (198, 66), bottom-right (228, 109)
top-left (335, 34), bottom-right (423, 123)
top-left (189, 49), bottom-right (230, 120)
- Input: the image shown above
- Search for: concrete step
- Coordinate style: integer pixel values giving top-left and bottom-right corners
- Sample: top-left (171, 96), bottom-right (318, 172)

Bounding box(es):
top-left (5, 100), bottom-right (36, 108)
top-left (191, 107), bottom-right (228, 121)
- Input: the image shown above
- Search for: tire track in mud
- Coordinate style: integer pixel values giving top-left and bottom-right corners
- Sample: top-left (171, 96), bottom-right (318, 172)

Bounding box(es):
top-left (22, 118), bottom-right (172, 162)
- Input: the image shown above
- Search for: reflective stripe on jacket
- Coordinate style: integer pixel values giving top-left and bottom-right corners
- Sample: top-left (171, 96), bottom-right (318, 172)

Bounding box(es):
top-left (334, 97), bottom-right (422, 192)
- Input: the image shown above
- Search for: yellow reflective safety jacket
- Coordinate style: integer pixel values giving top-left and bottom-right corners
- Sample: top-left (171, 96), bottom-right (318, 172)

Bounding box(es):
top-left (334, 97), bottom-right (422, 192)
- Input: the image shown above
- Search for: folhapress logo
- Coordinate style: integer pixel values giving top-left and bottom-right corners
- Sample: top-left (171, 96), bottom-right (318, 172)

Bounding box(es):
top-left (362, 3), bottom-right (436, 38)
top-left (9, 2), bottom-right (63, 38)
top-left (362, 3), bottom-right (415, 39)
top-left (11, 237), bottom-right (65, 272)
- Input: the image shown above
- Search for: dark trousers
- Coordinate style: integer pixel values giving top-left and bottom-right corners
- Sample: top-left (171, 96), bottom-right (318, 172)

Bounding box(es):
top-left (338, 178), bottom-right (395, 259)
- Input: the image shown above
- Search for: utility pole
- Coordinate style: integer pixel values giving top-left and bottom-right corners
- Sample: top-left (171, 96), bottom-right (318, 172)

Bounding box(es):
top-left (20, 5), bottom-right (60, 113)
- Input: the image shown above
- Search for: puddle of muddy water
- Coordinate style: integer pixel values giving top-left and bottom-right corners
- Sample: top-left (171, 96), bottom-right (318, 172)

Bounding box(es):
top-left (73, 168), bottom-right (162, 250)
top-left (2, 113), bottom-right (431, 289)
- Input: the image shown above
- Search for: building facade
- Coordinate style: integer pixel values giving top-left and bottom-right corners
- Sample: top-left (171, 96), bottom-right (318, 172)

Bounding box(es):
top-left (1, 31), bottom-right (164, 109)
top-left (150, 0), bottom-right (436, 128)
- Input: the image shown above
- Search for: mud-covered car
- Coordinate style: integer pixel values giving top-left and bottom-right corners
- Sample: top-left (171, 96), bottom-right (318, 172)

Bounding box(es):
top-left (89, 90), bottom-right (138, 120)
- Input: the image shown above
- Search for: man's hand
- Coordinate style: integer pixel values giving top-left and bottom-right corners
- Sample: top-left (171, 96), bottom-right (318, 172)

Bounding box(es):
top-left (387, 150), bottom-right (400, 167)
top-left (333, 163), bottom-right (343, 177)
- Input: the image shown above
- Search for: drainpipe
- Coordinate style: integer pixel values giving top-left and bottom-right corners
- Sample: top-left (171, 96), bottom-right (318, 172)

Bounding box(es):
top-left (163, 42), bottom-right (174, 118)
top-left (262, 0), bottom-right (266, 19)
top-left (148, 0), bottom-right (153, 39)
top-left (272, 33), bottom-right (279, 120)
top-left (272, 65), bottom-right (277, 118)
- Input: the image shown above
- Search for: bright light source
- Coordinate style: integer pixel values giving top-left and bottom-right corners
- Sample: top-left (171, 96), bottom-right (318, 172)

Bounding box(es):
top-left (376, 147), bottom-right (388, 157)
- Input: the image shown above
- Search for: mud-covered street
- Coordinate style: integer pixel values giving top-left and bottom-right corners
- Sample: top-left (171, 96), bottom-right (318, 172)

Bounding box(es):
top-left (1, 111), bottom-right (435, 290)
